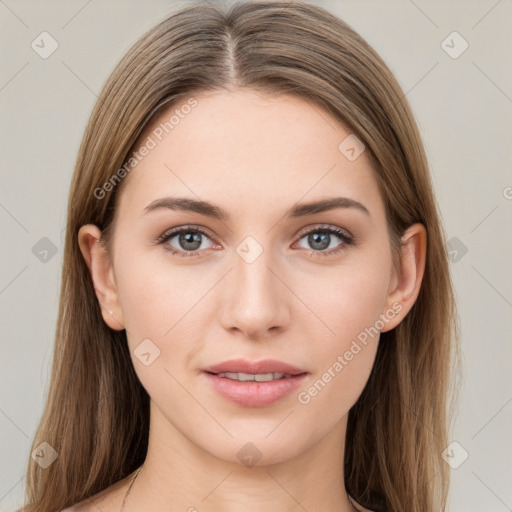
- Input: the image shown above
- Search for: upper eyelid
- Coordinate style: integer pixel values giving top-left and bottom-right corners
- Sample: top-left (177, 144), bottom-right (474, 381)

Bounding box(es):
top-left (158, 224), bottom-right (217, 243)
top-left (296, 223), bottom-right (352, 239)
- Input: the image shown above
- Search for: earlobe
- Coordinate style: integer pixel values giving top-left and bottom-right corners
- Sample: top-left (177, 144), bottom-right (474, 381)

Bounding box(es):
top-left (77, 224), bottom-right (125, 331)
top-left (380, 223), bottom-right (427, 333)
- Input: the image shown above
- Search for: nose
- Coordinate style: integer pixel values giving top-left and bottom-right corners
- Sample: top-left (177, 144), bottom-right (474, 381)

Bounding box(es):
top-left (219, 242), bottom-right (290, 340)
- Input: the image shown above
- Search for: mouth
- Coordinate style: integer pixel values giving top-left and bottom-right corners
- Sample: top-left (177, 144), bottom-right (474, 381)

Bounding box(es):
top-left (201, 359), bottom-right (309, 407)
top-left (211, 371), bottom-right (299, 381)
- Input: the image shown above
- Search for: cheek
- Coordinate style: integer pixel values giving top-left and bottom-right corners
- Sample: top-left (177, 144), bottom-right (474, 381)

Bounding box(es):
top-left (296, 283), bottom-right (382, 427)
top-left (113, 259), bottom-right (200, 398)
top-left (114, 247), bottom-right (208, 340)
top-left (299, 255), bottom-right (391, 349)
top-left (113, 250), bottom-right (215, 387)
top-left (295, 254), bottom-right (390, 409)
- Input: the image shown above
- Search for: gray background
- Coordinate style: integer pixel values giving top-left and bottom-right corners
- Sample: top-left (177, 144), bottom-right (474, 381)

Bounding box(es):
top-left (1, 0), bottom-right (511, 510)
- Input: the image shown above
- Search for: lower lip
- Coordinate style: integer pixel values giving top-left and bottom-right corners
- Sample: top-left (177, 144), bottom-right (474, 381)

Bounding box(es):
top-left (203, 372), bottom-right (308, 407)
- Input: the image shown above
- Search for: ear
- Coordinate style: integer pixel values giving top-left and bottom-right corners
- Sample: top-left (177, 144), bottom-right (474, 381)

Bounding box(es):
top-left (78, 224), bottom-right (125, 331)
top-left (380, 223), bottom-right (427, 332)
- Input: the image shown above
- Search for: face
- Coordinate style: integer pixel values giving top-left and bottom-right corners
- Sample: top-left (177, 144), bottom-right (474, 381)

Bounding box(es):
top-left (80, 89), bottom-right (420, 467)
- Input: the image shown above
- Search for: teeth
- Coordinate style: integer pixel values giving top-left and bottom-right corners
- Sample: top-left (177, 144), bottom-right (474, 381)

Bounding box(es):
top-left (216, 372), bottom-right (288, 381)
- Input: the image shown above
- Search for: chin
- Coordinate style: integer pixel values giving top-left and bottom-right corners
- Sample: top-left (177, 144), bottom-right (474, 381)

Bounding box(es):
top-left (194, 428), bottom-right (313, 468)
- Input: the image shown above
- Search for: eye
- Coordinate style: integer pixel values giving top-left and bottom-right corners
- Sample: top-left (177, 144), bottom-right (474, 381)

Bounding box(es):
top-left (156, 225), bottom-right (218, 257)
top-left (294, 224), bottom-right (354, 257)
top-left (156, 224), bottom-right (354, 258)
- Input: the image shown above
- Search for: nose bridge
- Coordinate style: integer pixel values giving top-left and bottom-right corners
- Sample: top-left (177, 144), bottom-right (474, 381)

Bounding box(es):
top-left (221, 234), bottom-right (289, 336)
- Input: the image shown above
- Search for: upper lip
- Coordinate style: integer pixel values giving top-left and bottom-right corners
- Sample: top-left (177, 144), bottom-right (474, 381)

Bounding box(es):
top-left (202, 359), bottom-right (307, 376)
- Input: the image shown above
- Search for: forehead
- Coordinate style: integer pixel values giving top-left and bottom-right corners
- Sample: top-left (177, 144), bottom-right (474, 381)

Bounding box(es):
top-left (117, 89), bottom-right (384, 222)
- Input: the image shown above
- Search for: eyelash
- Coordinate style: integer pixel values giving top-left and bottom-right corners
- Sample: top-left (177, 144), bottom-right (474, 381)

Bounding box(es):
top-left (156, 224), bottom-right (354, 258)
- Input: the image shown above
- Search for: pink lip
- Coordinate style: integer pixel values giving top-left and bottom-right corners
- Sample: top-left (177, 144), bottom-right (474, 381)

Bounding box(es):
top-left (202, 358), bottom-right (308, 408)
top-left (203, 358), bottom-right (307, 375)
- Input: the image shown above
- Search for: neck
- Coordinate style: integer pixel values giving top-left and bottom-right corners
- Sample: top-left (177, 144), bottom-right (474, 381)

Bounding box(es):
top-left (125, 400), bottom-right (357, 512)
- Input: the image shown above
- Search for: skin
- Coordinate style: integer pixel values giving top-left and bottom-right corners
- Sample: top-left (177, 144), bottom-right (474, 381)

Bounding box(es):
top-left (73, 89), bottom-right (426, 512)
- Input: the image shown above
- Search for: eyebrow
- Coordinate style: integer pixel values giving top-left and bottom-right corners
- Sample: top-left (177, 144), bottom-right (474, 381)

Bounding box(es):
top-left (143, 196), bottom-right (370, 221)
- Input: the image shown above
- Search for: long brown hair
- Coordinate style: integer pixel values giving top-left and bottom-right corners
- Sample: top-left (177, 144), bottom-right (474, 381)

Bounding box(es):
top-left (22, 2), bottom-right (461, 511)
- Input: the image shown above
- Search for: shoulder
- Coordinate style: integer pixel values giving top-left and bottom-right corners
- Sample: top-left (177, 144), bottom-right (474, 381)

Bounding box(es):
top-left (352, 505), bottom-right (381, 512)
top-left (349, 496), bottom-right (383, 512)
top-left (60, 474), bottom-right (131, 512)
top-left (60, 493), bottom-right (118, 512)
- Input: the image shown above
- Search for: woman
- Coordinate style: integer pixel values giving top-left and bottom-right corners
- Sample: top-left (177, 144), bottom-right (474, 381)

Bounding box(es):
top-left (22, 2), bottom-right (460, 511)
